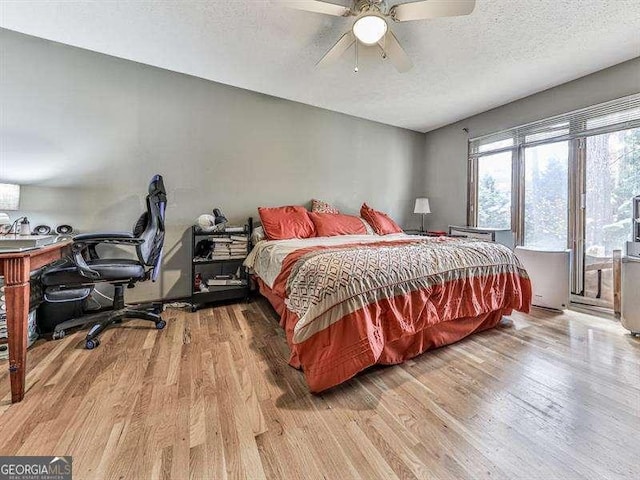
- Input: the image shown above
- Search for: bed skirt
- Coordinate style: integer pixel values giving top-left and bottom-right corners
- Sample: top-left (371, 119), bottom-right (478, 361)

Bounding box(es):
top-left (256, 276), bottom-right (509, 392)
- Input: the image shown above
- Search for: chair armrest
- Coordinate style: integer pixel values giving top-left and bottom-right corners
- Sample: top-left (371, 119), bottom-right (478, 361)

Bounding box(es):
top-left (74, 232), bottom-right (135, 241)
top-left (70, 233), bottom-right (145, 279)
top-left (73, 232), bottom-right (144, 247)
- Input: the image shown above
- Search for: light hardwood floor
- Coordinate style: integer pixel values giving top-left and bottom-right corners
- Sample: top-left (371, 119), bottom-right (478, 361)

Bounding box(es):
top-left (0, 298), bottom-right (638, 479)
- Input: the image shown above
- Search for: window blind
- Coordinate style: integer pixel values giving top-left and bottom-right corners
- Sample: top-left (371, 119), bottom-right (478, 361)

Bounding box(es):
top-left (469, 93), bottom-right (640, 155)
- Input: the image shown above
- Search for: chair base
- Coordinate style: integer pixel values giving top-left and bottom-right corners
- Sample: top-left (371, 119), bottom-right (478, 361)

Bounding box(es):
top-left (51, 285), bottom-right (165, 349)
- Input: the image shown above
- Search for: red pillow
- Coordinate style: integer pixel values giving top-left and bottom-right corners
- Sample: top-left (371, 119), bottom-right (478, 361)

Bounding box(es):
top-left (360, 203), bottom-right (403, 235)
top-left (258, 206), bottom-right (315, 240)
top-left (308, 212), bottom-right (367, 237)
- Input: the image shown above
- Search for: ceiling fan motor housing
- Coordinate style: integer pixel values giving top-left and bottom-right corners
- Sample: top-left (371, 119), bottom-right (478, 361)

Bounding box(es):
top-left (353, 0), bottom-right (387, 16)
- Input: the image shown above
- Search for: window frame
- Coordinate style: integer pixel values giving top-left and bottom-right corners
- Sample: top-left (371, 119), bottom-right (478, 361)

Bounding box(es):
top-left (468, 146), bottom-right (518, 233)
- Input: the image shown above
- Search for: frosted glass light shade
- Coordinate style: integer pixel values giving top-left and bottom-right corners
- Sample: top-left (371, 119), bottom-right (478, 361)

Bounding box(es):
top-left (352, 14), bottom-right (388, 46)
top-left (0, 183), bottom-right (20, 210)
top-left (414, 197), bottom-right (431, 214)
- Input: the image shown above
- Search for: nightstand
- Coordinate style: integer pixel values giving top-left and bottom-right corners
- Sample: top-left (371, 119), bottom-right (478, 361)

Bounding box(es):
top-left (448, 225), bottom-right (514, 248)
top-left (404, 230), bottom-right (446, 237)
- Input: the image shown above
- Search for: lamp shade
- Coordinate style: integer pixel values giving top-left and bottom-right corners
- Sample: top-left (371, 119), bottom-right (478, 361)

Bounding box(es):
top-left (414, 198), bottom-right (431, 214)
top-left (0, 183), bottom-right (20, 211)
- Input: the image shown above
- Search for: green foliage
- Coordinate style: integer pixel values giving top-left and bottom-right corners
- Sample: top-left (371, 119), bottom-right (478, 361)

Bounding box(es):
top-left (478, 175), bottom-right (510, 229)
top-left (524, 155), bottom-right (568, 250)
top-left (597, 128), bottom-right (640, 252)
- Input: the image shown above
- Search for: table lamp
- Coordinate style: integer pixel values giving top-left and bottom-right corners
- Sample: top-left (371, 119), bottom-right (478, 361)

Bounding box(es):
top-left (414, 197), bottom-right (431, 233)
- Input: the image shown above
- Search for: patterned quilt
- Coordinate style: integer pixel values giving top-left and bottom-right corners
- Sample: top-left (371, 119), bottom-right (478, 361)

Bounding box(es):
top-left (283, 238), bottom-right (527, 343)
top-left (247, 234), bottom-right (532, 392)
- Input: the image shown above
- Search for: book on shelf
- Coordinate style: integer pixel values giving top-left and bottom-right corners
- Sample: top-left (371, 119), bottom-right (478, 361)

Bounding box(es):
top-left (229, 235), bottom-right (248, 242)
top-left (224, 226), bottom-right (245, 233)
top-left (207, 278), bottom-right (247, 286)
top-left (201, 254), bottom-right (246, 261)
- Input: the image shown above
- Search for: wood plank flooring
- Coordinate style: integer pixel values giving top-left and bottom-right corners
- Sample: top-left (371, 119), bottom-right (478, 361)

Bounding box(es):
top-left (0, 298), bottom-right (638, 479)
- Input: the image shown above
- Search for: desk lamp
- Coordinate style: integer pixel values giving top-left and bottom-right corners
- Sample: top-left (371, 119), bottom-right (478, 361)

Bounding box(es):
top-left (413, 197), bottom-right (431, 233)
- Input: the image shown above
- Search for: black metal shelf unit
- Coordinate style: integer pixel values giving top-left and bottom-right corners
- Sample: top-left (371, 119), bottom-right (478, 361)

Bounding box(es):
top-left (190, 217), bottom-right (252, 311)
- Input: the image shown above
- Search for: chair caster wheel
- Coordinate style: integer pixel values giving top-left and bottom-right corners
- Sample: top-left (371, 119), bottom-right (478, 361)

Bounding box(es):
top-left (86, 338), bottom-right (100, 350)
top-left (155, 319), bottom-right (166, 330)
top-left (52, 330), bottom-right (66, 340)
top-left (191, 306), bottom-right (197, 313)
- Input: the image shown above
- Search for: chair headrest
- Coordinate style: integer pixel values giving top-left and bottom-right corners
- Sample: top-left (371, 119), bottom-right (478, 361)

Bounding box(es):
top-left (149, 174), bottom-right (166, 202)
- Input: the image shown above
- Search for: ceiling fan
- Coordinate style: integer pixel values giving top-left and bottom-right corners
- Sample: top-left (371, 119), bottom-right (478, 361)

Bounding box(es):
top-left (280, 0), bottom-right (476, 73)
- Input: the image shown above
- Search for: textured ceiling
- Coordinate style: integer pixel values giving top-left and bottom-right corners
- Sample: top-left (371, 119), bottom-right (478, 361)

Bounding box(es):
top-left (1, 0), bottom-right (639, 133)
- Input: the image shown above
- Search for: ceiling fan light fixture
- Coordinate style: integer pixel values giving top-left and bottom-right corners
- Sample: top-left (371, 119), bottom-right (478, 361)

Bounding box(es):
top-left (352, 13), bottom-right (388, 46)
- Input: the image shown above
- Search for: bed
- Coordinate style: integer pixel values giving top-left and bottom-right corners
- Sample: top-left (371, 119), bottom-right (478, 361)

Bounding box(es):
top-left (244, 233), bottom-right (532, 393)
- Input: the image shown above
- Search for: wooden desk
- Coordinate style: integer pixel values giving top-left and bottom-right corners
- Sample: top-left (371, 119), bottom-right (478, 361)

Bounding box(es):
top-left (0, 241), bottom-right (71, 403)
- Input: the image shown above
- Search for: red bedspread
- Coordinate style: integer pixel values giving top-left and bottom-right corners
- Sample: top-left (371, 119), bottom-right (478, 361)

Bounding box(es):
top-left (250, 236), bottom-right (532, 392)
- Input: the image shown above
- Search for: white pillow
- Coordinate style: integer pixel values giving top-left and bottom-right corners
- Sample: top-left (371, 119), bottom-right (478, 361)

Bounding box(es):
top-left (360, 218), bottom-right (377, 235)
top-left (251, 226), bottom-right (266, 244)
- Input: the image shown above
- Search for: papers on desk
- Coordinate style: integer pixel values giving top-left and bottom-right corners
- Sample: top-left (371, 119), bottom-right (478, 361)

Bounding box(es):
top-left (0, 235), bottom-right (59, 252)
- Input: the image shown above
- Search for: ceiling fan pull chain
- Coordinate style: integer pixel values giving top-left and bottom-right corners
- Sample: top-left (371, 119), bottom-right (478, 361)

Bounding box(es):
top-left (354, 39), bottom-right (359, 73)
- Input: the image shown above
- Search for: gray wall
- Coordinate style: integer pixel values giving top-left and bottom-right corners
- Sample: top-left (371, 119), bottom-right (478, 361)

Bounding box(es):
top-left (0, 29), bottom-right (425, 301)
top-left (423, 57), bottom-right (640, 231)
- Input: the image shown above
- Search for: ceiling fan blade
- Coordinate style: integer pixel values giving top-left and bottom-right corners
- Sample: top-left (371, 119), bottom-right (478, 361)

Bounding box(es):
top-left (317, 31), bottom-right (355, 68)
top-left (390, 0), bottom-right (476, 22)
top-left (381, 32), bottom-right (413, 73)
top-left (280, 0), bottom-right (351, 17)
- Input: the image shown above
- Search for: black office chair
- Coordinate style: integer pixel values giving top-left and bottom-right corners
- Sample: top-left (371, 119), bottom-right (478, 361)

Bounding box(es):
top-left (39, 175), bottom-right (167, 349)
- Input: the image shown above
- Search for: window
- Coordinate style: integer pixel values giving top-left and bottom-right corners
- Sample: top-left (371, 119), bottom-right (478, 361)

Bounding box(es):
top-left (523, 142), bottom-right (569, 249)
top-left (477, 151), bottom-right (512, 229)
top-left (582, 128), bottom-right (640, 302)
